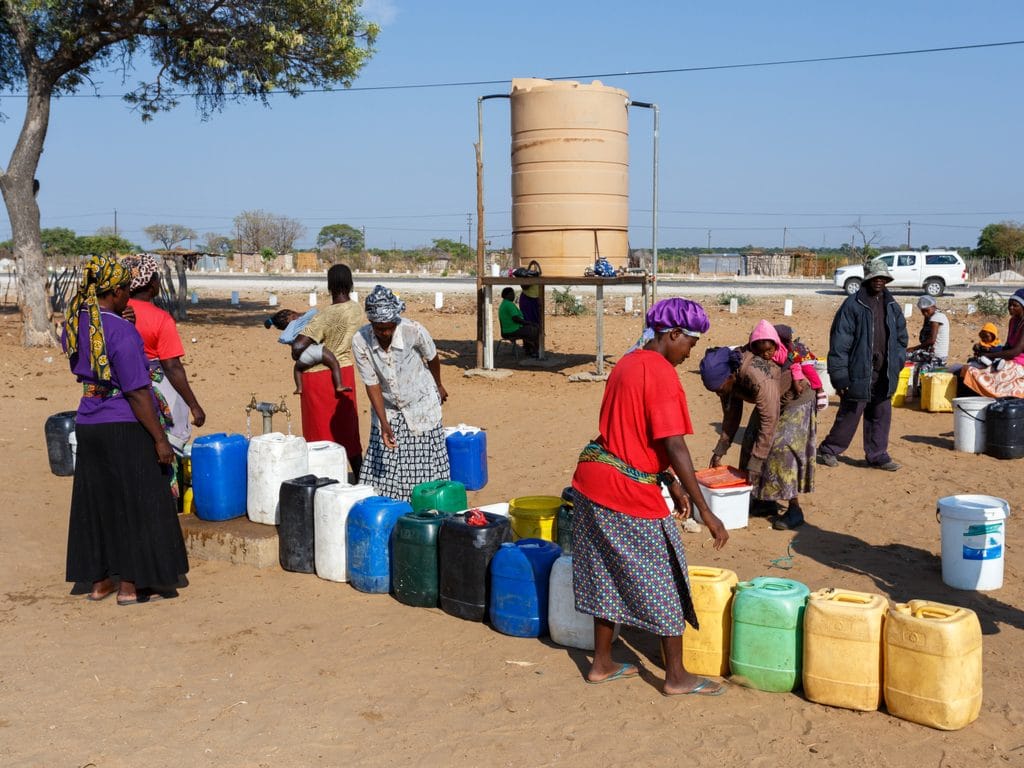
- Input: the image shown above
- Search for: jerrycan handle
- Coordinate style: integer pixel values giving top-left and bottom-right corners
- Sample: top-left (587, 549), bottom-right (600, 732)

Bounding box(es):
top-left (913, 605), bottom-right (958, 620)
top-left (689, 567), bottom-right (721, 579)
top-left (832, 592), bottom-right (872, 605)
top-left (760, 580), bottom-right (793, 591)
top-left (734, 581), bottom-right (754, 592)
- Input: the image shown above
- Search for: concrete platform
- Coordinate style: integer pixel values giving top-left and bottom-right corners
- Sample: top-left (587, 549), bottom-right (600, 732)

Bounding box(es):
top-left (180, 514), bottom-right (279, 569)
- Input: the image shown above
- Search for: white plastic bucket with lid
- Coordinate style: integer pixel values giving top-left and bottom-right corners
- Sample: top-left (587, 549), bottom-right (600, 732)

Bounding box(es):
top-left (937, 495), bottom-right (1010, 591)
top-left (953, 397), bottom-right (994, 454)
top-left (68, 431), bottom-right (77, 471)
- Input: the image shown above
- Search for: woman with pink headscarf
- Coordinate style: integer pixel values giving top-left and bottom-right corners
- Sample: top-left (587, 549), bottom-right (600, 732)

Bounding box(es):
top-left (700, 320), bottom-right (815, 530)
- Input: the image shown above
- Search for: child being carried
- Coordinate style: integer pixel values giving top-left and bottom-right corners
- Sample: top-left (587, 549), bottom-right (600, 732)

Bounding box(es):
top-left (265, 308), bottom-right (350, 395)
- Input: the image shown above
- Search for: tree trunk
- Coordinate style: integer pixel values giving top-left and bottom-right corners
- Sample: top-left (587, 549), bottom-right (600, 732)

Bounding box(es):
top-left (173, 253), bottom-right (188, 320)
top-left (0, 83), bottom-right (55, 347)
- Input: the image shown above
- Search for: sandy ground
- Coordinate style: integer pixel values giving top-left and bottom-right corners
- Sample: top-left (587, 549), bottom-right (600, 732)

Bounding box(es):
top-left (1, 285), bottom-right (1021, 768)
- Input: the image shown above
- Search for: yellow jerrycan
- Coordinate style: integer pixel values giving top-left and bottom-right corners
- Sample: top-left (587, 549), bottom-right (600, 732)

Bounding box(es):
top-left (884, 600), bottom-right (982, 730)
top-left (683, 566), bottom-right (738, 677)
top-left (802, 588), bottom-right (887, 711)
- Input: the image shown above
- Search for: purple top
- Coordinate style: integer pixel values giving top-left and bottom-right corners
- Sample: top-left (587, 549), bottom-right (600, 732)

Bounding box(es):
top-left (64, 310), bottom-right (152, 424)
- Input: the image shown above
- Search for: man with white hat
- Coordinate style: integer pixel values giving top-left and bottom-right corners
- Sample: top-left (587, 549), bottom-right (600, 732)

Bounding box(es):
top-left (817, 260), bottom-right (909, 471)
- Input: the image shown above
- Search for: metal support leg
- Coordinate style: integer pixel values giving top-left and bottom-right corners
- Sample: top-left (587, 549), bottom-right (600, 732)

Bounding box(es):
top-left (596, 284), bottom-right (605, 376)
top-left (484, 285), bottom-right (494, 370)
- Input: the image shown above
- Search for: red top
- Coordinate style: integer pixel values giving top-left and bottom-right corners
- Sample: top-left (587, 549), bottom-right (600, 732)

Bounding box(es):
top-left (572, 350), bottom-right (693, 518)
top-left (128, 298), bottom-right (184, 361)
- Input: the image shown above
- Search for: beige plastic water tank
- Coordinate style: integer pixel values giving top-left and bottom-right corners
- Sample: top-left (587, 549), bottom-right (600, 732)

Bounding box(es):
top-left (510, 78), bottom-right (629, 277)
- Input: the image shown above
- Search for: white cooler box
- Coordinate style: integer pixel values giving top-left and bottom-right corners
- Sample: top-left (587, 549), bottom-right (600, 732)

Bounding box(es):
top-left (662, 482), bottom-right (750, 530)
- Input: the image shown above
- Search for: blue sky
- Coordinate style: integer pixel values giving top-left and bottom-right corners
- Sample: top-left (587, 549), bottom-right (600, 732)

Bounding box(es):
top-left (2, 0), bottom-right (1023, 252)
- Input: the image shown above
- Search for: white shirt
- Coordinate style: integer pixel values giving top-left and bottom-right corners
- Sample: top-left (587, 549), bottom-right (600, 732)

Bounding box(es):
top-left (352, 319), bottom-right (442, 433)
top-left (930, 311), bottom-right (950, 360)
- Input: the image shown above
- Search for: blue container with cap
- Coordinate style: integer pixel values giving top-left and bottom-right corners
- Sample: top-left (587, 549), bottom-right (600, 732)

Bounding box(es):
top-left (346, 496), bottom-right (413, 593)
top-left (490, 538), bottom-right (562, 637)
top-left (445, 424), bottom-right (488, 491)
top-left (190, 433), bottom-right (248, 521)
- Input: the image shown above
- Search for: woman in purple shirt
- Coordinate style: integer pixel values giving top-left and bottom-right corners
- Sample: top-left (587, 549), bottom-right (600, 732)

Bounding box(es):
top-left (63, 256), bottom-right (188, 606)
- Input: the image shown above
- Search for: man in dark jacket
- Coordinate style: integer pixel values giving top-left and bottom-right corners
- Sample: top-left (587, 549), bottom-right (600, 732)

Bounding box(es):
top-left (818, 260), bottom-right (909, 471)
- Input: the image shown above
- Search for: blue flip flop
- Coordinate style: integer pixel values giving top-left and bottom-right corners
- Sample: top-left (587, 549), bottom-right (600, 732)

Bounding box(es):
top-left (662, 677), bottom-right (726, 697)
top-left (585, 663), bottom-right (639, 685)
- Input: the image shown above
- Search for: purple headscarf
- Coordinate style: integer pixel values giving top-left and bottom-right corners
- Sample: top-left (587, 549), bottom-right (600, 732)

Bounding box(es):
top-left (646, 298), bottom-right (710, 337)
top-left (700, 346), bottom-right (742, 392)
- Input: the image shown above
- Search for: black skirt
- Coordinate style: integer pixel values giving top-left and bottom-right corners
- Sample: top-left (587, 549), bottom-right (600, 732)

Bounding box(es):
top-left (66, 422), bottom-right (189, 589)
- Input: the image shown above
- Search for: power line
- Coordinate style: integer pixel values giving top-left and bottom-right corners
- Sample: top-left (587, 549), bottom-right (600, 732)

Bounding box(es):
top-left (1, 40), bottom-right (1021, 99)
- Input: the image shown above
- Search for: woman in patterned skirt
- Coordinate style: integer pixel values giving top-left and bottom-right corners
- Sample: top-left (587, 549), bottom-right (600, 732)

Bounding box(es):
top-left (961, 289), bottom-right (1024, 398)
top-left (352, 285), bottom-right (450, 501)
top-left (570, 298), bottom-right (729, 696)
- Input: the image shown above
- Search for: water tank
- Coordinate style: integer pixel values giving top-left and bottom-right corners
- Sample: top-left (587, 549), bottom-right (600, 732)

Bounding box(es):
top-left (510, 78), bottom-right (629, 277)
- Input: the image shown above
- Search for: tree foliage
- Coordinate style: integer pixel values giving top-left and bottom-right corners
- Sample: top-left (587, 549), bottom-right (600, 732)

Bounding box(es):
top-left (976, 222), bottom-right (1024, 262)
top-left (144, 223), bottom-right (197, 250)
top-left (0, 1), bottom-right (378, 346)
top-left (233, 209), bottom-right (305, 253)
top-left (198, 232), bottom-right (232, 256)
top-left (317, 223), bottom-right (364, 252)
top-left (431, 238), bottom-right (473, 261)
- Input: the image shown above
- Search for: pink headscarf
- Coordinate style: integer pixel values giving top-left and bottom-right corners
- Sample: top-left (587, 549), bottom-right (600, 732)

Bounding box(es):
top-left (749, 320), bottom-right (789, 366)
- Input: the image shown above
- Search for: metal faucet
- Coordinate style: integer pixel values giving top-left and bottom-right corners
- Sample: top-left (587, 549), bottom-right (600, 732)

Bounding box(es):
top-left (245, 393), bottom-right (292, 436)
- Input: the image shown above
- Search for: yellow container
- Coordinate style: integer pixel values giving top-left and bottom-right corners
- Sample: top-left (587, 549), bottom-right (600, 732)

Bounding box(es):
top-left (920, 371), bottom-right (956, 413)
top-left (884, 600), bottom-right (982, 730)
top-left (181, 486), bottom-right (195, 516)
top-left (891, 365), bottom-right (914, 407)
top-left (684, 566), bottom-right (738, 676)
top-left (802, 588), bottom-right (887, 711)
top-left (508, 496), bottom-right (560, 542)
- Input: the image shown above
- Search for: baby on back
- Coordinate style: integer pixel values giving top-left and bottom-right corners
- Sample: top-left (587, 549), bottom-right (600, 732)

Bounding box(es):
top-left (265, 308), bottom-right (348, 395)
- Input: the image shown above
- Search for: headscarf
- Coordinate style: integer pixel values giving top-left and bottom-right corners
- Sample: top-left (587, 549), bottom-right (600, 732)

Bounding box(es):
top-left (980, 322), bottom-right (1001, 346)
top-left (646, 297), bottom-right (710, 337)
top-left (627, 297), bottom-right (709, 354)
top-left (917, 295), bottom-right (937, 309)
top-left (64, 255), bottom-right (131, 381)
top-left (700, 346), bottom-right (742, 392)
top-left (121, 253), bottom-right (161, 293)
top-left (364, 284), bottom-right (406, 324)
top-left (1010, 288), bottom-right (1024, 309)
top-left (749, 319), bottom-right (789, 366)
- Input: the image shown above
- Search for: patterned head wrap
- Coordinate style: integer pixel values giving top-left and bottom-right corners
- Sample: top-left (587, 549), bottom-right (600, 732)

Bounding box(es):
top-left (64, 255), bottom-right (131, 381)
top-left (646, 298), bottom-right (710, 337)
top-left (700, 346), bottom-right (742, 392)
top-left (121, 253), bottom-right (161, 293)
top-left (364, 284), bottom-right (406, 324)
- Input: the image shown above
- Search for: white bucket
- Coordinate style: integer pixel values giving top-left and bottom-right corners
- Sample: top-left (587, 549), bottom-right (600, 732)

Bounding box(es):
top-left (69, 431), bottom-right (77, 471)
top-left (953, 397), bottom-right (994, 454)
top-left (937, 495), bottom-right (1010, 591)
top-left (814, 361), bottom-right (835, 397)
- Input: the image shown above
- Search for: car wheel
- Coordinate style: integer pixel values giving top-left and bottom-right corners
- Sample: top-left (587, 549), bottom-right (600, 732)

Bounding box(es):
top-left (844, 278), bottom-right (861, 295)
top-left (924, 278), bottom-right (945, 297)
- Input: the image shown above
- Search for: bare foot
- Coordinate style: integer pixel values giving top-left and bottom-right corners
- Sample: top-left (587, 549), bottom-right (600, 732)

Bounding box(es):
top-left (293, 388), bottom-right (302, 395)
top-left (89, 578), bottom-right (116, 601)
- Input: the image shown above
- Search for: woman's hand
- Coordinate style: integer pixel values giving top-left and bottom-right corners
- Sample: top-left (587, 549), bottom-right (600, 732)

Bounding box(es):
top-left (668, 480), bottom-right (690, 519)
top-left (701, 508), bottom-right (730, 550)
top-left (121, 304), bottom-right (136, 324)
top-left (381, 421), bottom-right (397, 449)
top-left (191, 404), bottom-right (206, 427)
top-left (708, 453), bottom-right (722, 469)
top-left (437, 383), bottom-right (449, 404)
top-left (155, 437), bottom-right (175, 465)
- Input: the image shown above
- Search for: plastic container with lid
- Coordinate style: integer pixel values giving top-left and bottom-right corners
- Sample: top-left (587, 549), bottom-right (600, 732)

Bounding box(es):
top-left (278, 475), bottom-right (339, 573)
top-left (312, 483), bottom-right (377, 582)
top-left (508, 495), bottom-right (561, 542)
top-left (802, 588), bottom-right (888, 711)
top-left (346, 496), bottom-right (413, 593)
top-left (684, 566), bottom-right (739, 677)
top-left (410, 479), bottom-right (468, 515)
top-left (884, 600), bottom-right (982, 730)
top-left (392, 509), bottom-right (449, 607)
top-left (438, 511), bottom-right (512, 621)
top-left (247, 432), bottom-right (308, 525)
top-left (191, 432), bottom-right (249, 522)
top-left (445, 424), bottom-right (488, 491)
top-left (730, 576), bottom-right (810, 692)
top-left (489, 538), bottom-right (562, 637)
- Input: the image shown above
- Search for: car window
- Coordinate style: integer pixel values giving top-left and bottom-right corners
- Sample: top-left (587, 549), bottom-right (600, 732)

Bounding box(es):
top-left (878, 255), bottom-right (893, 267)
top-left (897, 254), bottom-right (916, 267)
top-left (926, 253), bottom-right (959, 265)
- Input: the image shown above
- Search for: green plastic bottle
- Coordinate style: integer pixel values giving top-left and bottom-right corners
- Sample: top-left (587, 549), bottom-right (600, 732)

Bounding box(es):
top-left (729, 576), bottom-right (810, 692)
top-left (410, 479), bottom-right (468, 514)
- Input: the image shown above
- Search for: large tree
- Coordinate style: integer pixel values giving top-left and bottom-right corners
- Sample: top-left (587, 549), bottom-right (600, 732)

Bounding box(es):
top-left (0, 2), bottom-right (378, 346)
top-left (976, 221), bottom-right (1024, 263)
top-left (144, 223), bottom-right (197, 251)
top-left (317, 223), bottom-right (364, 252)
top-left (233, 208), bottom-right (305, 254)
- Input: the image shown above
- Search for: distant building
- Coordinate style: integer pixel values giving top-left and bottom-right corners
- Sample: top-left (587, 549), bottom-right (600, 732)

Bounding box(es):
top-left (698, 253), bottom-right (744, 275)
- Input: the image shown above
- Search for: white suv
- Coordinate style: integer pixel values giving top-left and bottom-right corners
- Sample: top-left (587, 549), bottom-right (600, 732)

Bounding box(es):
top-left (833, 250), bottom-right (968, 296)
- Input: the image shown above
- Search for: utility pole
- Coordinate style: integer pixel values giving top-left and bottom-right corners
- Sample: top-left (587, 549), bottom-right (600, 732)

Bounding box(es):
top-left (706, 229), bottom-right (712, 253)
top-left (113, 209), bottom-right (118, 237)
top-left (907, 220), bottom-right (912, 249)
top-left (782, 226), bottom-right (787, 253)
top-left (466, 213), bottom-right (472, 249)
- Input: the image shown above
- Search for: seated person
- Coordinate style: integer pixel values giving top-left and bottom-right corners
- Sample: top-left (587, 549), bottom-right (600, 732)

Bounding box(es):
top-left (498, 287), bottom-right (539, 356)
top-left (907, 295), bottom-right (949, 365)
top-left (265, 308), bottom-right (347, 395)
top-left (972, 322), bottom-right (1003, 359)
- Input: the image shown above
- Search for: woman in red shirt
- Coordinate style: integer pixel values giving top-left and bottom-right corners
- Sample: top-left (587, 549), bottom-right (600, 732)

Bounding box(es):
top-left (570, 298), bottom-right (729, 696)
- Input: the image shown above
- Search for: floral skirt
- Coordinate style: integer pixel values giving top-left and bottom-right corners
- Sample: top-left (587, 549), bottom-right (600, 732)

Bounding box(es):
top-left (963, 360), bottom-right (1024, 399)
top-left (741, 398), bottom-right (816, 501)
top-left (569, 488), bottom-right (697, 635)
